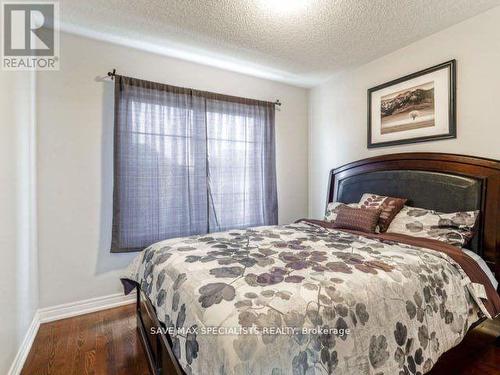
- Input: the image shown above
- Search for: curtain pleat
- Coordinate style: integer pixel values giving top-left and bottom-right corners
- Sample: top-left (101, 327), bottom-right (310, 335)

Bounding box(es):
top-left (111, 75), bottom-right (277, 252)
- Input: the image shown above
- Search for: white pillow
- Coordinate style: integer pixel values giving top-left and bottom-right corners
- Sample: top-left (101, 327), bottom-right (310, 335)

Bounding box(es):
top-left (387, 206), bottom-right (479, 247)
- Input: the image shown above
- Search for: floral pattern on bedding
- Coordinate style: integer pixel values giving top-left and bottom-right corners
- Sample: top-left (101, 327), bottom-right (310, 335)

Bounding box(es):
top-left (124, 222), bottom-right (482, 375)
top-left (387, 206), bottom-right (479, 247)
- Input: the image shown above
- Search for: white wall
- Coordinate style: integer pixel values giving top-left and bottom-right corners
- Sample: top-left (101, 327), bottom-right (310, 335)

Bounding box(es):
top-left (0, 70), bottom-right (38, 374)
top-left (309, 6), bottom-right (500, 218)
top-left (37, 32), bottom-right (309, 308)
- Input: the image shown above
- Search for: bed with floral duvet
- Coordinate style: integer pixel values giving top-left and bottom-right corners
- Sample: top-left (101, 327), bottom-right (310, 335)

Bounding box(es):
top-left (122, 221), bottom-right (500, 375)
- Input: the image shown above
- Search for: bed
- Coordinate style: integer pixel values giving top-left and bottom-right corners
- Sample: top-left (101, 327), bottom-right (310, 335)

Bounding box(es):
top-left (122, 152), bottom-right (500, 375)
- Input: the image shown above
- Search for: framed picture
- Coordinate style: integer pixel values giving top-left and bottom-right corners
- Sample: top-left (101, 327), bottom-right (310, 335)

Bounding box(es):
top-left (367, 60), bottom-right (456, 148)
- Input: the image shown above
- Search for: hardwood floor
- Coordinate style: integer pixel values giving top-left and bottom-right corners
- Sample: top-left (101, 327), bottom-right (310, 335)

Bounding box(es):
top-left (22, 304), bottom-right (500, 375)
top-left (428, 317), bottom-right (500, 375)
top-left (22, 304), bottom-right (150, 375)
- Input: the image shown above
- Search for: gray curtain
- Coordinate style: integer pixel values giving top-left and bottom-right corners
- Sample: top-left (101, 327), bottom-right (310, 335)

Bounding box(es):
top-left (111, 76), bottom-right (277, 252)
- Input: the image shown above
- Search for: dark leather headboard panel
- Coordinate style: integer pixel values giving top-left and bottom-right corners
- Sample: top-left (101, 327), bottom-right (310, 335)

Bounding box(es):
top-left (326, 153), bottom-right (500, 280)
top-left (337, 170), bottom-right (482, 212)
top-left (336, 170), bottom-right (482, 252)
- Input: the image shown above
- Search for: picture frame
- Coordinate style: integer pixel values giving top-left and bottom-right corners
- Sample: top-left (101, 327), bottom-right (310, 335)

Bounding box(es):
top-left (367, 60), bottom-right (456, 148)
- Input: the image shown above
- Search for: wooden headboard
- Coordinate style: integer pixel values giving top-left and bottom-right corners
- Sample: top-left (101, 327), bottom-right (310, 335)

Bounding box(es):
top-left (326, 152), bottom-right (500, 279)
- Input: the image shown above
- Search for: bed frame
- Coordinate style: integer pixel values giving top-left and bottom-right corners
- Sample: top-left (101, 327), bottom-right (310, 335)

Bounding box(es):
top-left (135, 288), bottom-right (184, 375)
top-left (135, 152), bottom-right (500, 375)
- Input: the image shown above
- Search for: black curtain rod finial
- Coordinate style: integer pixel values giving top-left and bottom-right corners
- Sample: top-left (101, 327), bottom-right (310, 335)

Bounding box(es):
top-left (108, 69), bottom-right (116, 80)
top-left (274, 99), bottom-right (281, 107)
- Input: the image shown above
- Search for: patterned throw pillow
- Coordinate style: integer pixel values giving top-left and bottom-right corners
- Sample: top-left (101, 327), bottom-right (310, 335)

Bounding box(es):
top-left (324, 202), bottom-right (360, 222)
top-left (332, 206), bottom-right (382, 233)
top-left (386, 206), bottom-right (480, 247)
top-left (358, 193), bottom-right (407, 232)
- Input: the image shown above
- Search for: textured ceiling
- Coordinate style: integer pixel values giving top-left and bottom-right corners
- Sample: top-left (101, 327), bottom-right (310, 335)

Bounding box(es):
top-left (59, 0), bottom-right (500, 87)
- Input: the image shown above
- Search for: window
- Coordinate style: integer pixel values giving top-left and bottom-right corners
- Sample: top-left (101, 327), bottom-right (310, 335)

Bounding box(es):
top-left (111, 76), bottom-right (277, 252)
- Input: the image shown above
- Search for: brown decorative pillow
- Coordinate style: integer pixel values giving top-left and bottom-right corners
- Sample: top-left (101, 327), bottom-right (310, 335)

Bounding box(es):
top-left (358, 193), bottom-right (407, 232)
top-left (324, 201), bottom-right (360, 222)
top-left (332, 206), bottom-right (382, 233)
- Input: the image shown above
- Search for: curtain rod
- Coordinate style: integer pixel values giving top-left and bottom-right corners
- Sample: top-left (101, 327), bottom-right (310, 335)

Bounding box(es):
top-left (107, 69), bottom-right (282, 107)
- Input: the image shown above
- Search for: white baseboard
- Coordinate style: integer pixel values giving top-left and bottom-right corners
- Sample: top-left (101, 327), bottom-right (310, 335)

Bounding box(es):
top-left (8, 311), bottom-right (40, 375)
top-left (8, 292), bottom-right (136, 375)
top-left (38, 292), bottom-right (135, 323)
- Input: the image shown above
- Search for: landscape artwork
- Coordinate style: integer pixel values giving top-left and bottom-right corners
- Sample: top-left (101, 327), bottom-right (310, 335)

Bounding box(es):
top-left (368, 60), bottom-right (456, 148)
top-left (380, 81), bottom-right (435, 134)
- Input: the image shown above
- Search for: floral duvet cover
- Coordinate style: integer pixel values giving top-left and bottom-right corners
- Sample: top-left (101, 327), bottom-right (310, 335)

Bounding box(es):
top-left (123, 222), bottom-right (490, 375)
